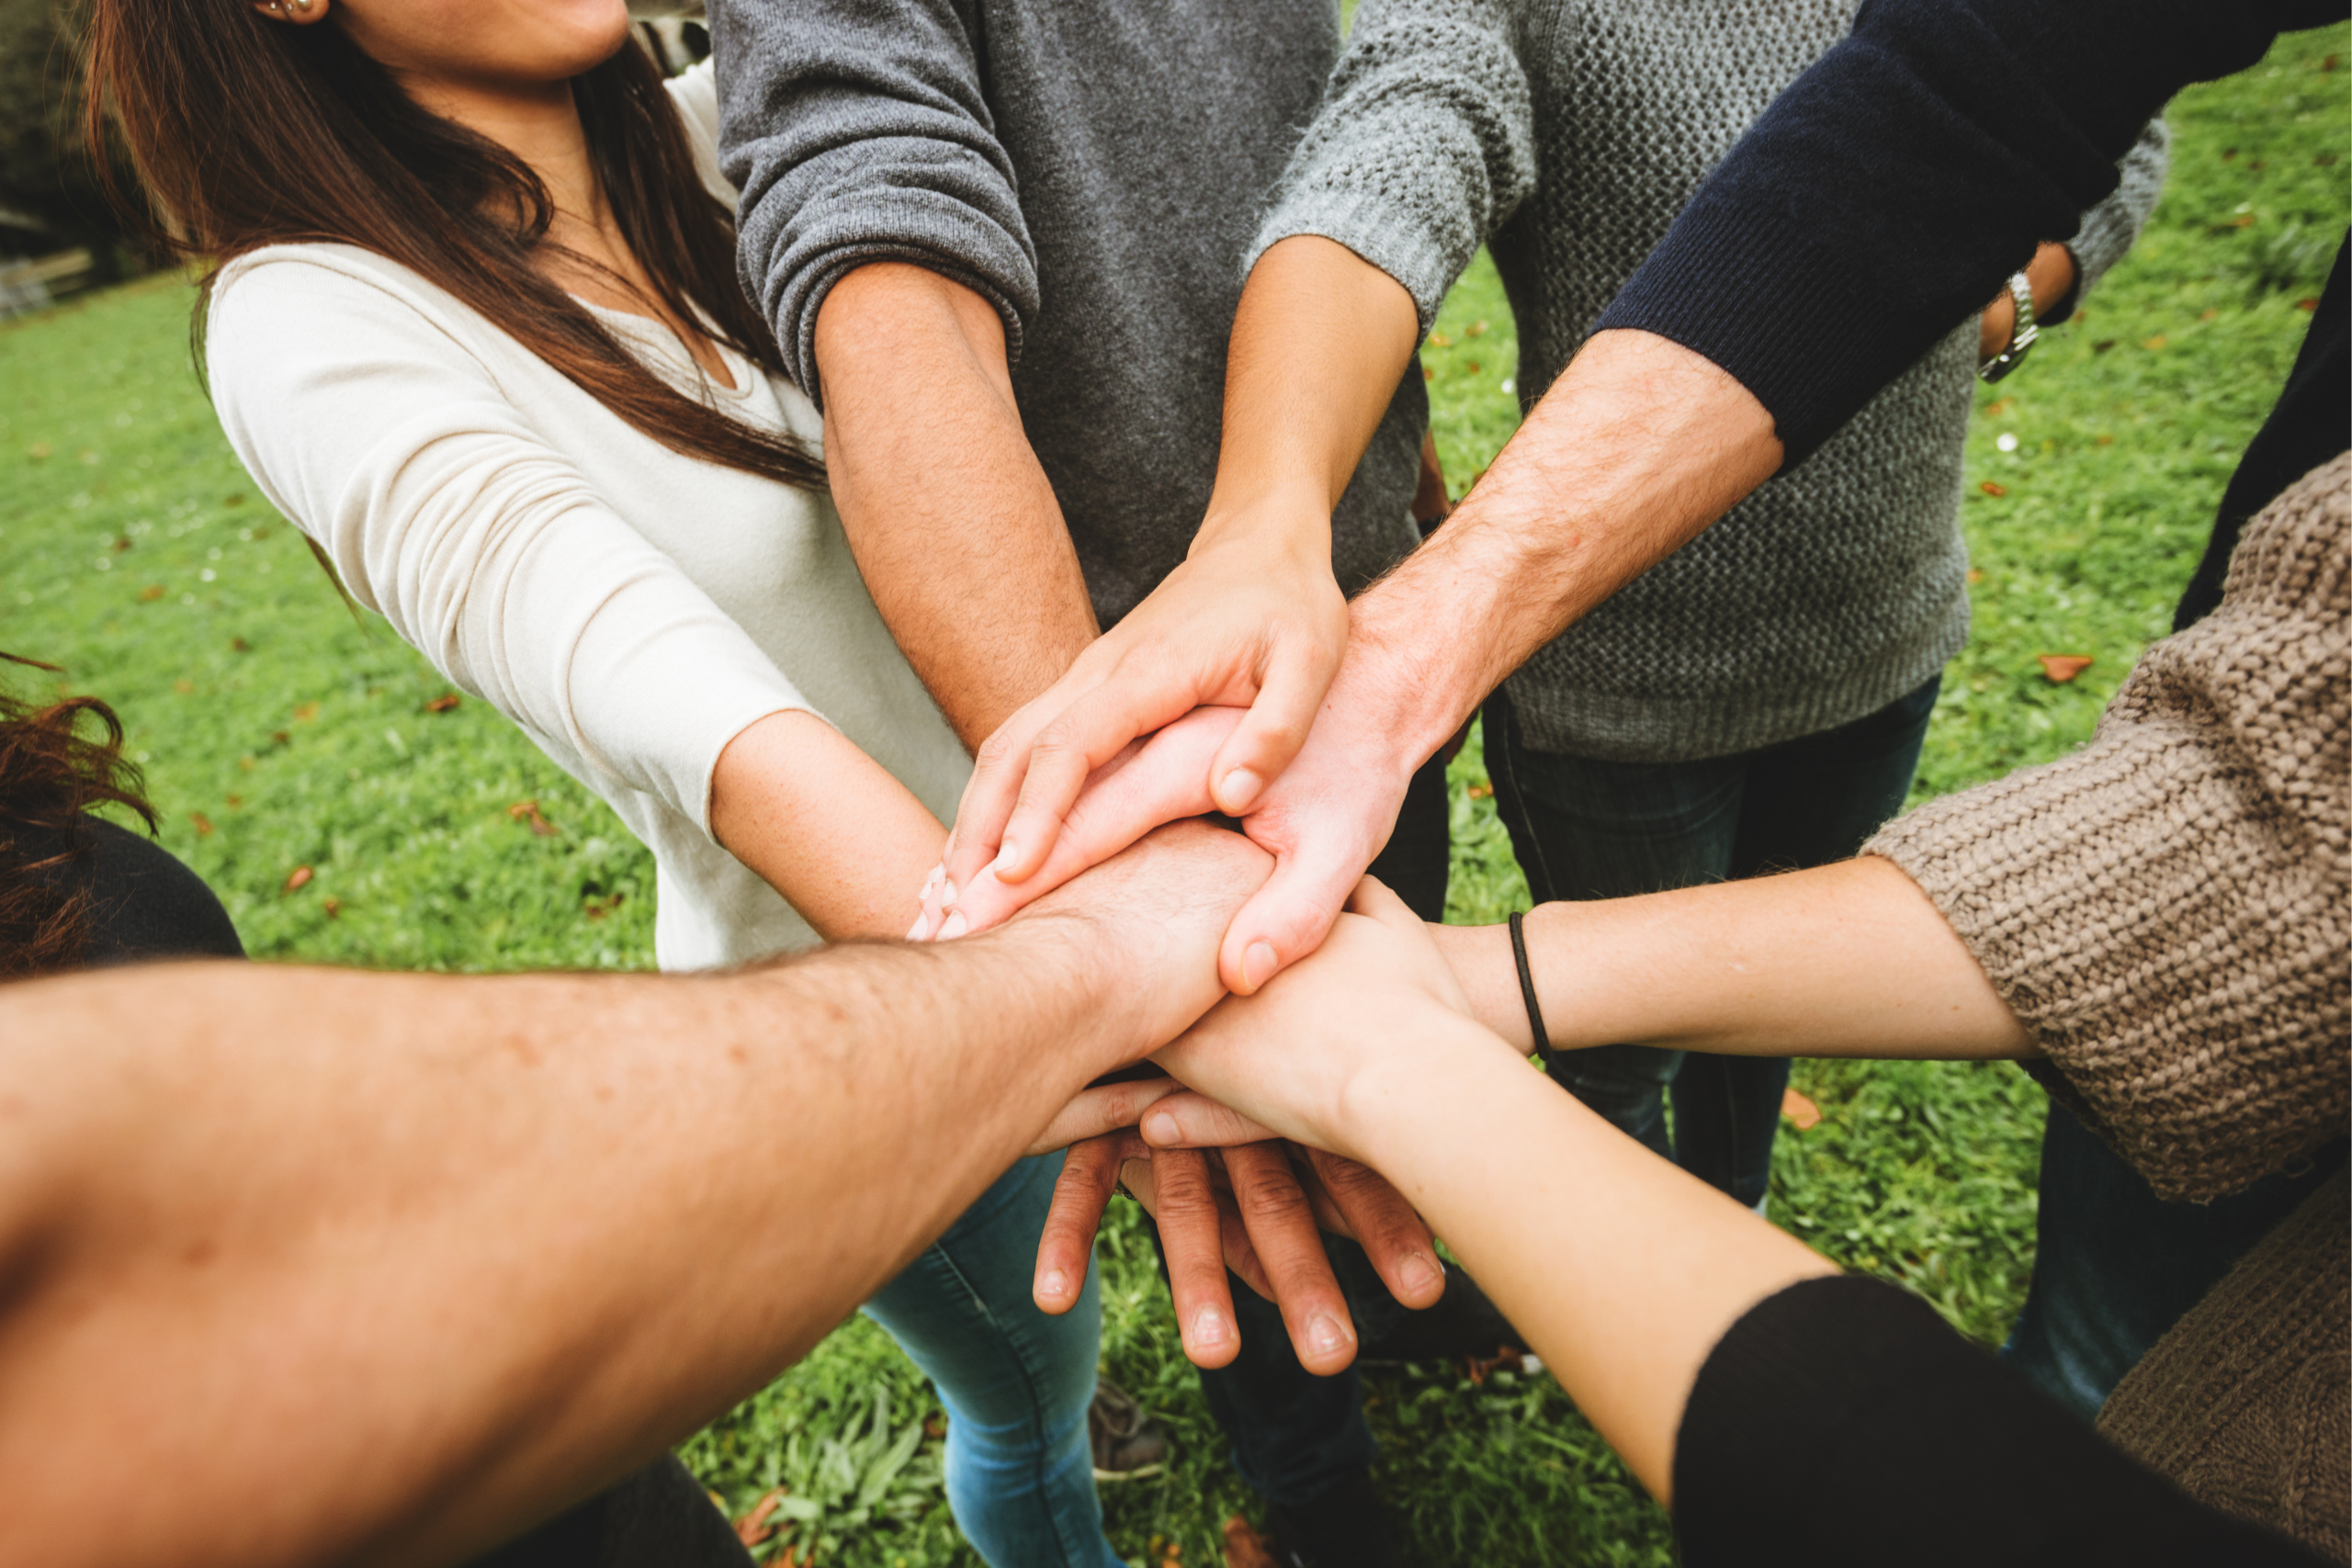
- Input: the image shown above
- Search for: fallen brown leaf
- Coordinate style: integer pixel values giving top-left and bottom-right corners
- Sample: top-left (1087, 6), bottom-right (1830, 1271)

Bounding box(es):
top-left (732, 1487), bottom-right (786, 1547)
top-left (424, 693), bottom-right (461, 713)
top-left (175, 679), bottom-right (195, 694)
top-left (1966, 569), bottom-right (1984, 584)
top-left (1982, 398), bottom-right (2013, 418)
top-left (1466, 782), bottom-right (1493, 799)
top-left (269, 729), bottom-right (291, 746)
top-left (137, 585), bottom-right (165, 602)
top-left (322, 897), bottom-right (341, 919)
top-left (1781, 1088), bottom-right (1822, 1131)
top-left (1221, 1515), bottom-right (1280, 1568)
top-left (284, 865), bottom-right (313, 894)
top-left (225, 795), bottom-right (242, 808)
top-left (508, 798), bottom-right (560, 836)
top-left (1978, 481), bottom-right (2007, 497)
top-left (1465, 319), bottom-right (1488, 337)
top-left (2092, 340), bottom-right (2118, 354)
top-left (189, 812), bottom-right (214, 836)
top-left (2297, 298), bottom-right (2320, 311)
top-left (2140, 334), bottom-right (2168, 351)
top-left (231, 637), bottom-right (252, 653)
top-left (2037, 653), bottom-right (2094, 684)
top-left (292, 701), bottom-right (320, 722)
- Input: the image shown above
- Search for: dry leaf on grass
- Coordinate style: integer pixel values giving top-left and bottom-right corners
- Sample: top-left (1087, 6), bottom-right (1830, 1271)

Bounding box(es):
top-left (1781, 1088), bottom-right (1822, 1131)
top-left (424, 693), bottom-right (461, 713)
top-left (2036, 654), bottom-right (2094, 683)
top-left (1978, 481), bottom-right (2007, 497)
top-left (284, 865), bottom-right (313, 894)
top-left (733, 1486), bottom-right (786, 1546)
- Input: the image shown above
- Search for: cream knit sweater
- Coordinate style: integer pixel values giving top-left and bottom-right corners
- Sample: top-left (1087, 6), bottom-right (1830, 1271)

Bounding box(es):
top-left (1868, 455), bottom-right (2350, 1203)
top-left (205, 65), bottom-right (971, 972)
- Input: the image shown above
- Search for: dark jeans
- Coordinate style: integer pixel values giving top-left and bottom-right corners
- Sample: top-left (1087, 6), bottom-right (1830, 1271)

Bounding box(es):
top-left (2004, 1103), bottom-right (2349, 1420)
top-left (1170, 751), bottom-right (1453, 1508)
top-left (1486, 676), bottom-right (1942, 1208)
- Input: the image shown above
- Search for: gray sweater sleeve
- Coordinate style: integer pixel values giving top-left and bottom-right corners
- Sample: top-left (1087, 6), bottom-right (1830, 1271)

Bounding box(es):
top-left (1249, 0), bottom-right (1537, 333)
top-left (2056, 117), bottom-right (2172, 320)
top-left (707, 0), bottom-right (1037, 402)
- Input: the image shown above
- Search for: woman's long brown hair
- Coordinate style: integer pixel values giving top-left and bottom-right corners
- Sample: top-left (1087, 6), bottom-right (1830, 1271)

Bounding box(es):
top-left (0, 656), bottom-right (159, 979)
top-left (81, 1), bottom-right (822, 490)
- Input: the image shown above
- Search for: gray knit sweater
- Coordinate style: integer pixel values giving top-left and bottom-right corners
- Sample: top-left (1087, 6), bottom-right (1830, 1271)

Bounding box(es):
top-left (1258, 0), bottom-right (2169, 762)
top-left (707, 0), bottom-right (1428, 633)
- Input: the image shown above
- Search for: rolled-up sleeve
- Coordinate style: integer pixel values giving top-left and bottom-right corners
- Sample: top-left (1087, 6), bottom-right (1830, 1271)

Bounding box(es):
top-left (1250, 0), bottom-right (1535, 334)
top-left (710, 0), bottom-right (1037, 402)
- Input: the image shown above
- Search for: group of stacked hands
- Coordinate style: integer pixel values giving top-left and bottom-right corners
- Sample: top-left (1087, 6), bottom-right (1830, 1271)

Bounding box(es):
top-left (2, 0), bottom-right (2346, 1565)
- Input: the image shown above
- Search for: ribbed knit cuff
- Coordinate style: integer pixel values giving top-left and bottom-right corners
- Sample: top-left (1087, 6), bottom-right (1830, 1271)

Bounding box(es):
top-left (1251, 186), bottom-right (1467, 336)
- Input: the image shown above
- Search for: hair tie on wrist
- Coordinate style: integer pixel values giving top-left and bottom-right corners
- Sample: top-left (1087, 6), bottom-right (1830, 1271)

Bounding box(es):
top-left (1509, 908), bottom-right (1550, 1055)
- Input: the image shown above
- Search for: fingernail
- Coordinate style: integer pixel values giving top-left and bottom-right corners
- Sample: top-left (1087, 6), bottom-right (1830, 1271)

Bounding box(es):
top-left (1192, 1307), bottom-right (1230, 1348)
top-left (920, 863), bottom-right (944, 895)
top-left (937, 911), bottom-right (967, 941)
top-left (1038, 1269), bottom-right (1069, 1303)
top-left (905, 915), bottom-right (929, 942)
top-left (1402, 1251), bottom-right (1444, 1298)
top-left (1143, 1110), bottom-right (1179, 1145)
top-left (1241, 941), bottom-right (1279, 993)
top-left (1306, 1312), bottom-right (1350, 1357)
top-left (1218, 766), bottom-right (1262, 812)
top-left (992, 840), bottom-right (1021, 874)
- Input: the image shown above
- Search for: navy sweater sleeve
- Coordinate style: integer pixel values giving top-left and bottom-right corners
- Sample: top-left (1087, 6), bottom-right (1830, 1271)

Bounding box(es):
top-left (1595, 0), bottom-right (2349, 465)
top-left (1672, 1276), bottom-right (2330, 1568)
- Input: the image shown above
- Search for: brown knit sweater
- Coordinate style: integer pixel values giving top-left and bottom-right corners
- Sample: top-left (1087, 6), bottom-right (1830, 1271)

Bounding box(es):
top-left (1868, 453), bottom-right (2349, 1204)
top-left (2099, 1165), bottom-right (2350, 1563)
top-left (1868, 453), bottom-right (2351, 1559)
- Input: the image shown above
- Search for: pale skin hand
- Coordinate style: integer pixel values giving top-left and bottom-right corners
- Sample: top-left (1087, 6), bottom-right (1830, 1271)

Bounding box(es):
top-left (937, 237), bottom-right (1417, 908)
top-left (0, 822), bottom-right (1271, 1568)
top-left (1144, 878), bottom-right (1836, 1504)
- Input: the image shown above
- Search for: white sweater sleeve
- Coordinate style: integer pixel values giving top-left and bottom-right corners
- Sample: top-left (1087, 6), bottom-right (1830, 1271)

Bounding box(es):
top-left (207, 254), bottom-right (809, 834)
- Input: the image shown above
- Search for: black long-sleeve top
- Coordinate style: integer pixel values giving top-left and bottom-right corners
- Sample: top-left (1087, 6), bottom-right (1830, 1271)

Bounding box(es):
top-left (1594, 0), bottom-right (2349, 627)
top-left (1673, 1277), bottom-right (2331, 1566)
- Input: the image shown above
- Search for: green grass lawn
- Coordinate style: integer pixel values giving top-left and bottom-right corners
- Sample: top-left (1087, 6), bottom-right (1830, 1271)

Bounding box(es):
top-left (2, 27), bottom-right (2344, 1567)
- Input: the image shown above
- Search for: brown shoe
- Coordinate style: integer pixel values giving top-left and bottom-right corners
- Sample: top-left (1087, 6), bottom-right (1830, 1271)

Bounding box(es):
top-left (1088, 1376), bottom-right (1168, 1481)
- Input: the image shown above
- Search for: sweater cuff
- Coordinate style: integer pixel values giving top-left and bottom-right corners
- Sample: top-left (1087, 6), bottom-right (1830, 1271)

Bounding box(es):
top-left (1862, 713), bottom-right (2346, 1201)
top-left (1252, 186), bottom-right (1469, 336)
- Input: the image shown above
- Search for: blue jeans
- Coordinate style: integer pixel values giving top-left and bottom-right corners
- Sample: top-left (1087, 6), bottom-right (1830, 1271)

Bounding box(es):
top-left (2004, 1104), bottom-right (2349, 1419)
top-left (1485, 677), bottom-right (1942, 1207)
top-left (864, 1153), bottom-right (1121, 1568)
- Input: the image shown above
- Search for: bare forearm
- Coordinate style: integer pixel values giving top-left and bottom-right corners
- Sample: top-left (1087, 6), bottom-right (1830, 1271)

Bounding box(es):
top-left (1204, 235), bottom-right (1419, 537)
top-left (708, 707), bottom-right (944, 940)
top-left (1345, 1028), bottom-right (1833, 1502)
top-left (815, 263), bottom-right (1098, 745)
top-left (1435, 856), bottom-right (2031, 1060)
top-left (1351, 329), bottom-right (1783, 765)
top-left (0, 829), bottom-right (1263, 1566)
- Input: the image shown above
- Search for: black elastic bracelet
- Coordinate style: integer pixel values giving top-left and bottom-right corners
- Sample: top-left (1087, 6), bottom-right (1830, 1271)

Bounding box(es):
top-left (1509, 908), bottom-right (1550, 1054)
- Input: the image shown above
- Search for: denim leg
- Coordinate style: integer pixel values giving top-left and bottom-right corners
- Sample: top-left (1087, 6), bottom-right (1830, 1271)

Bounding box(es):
top-left (2004, 1105), bottom-right (2349, 1420)
top-left (862, 1153), bottom-right (1120, 1568)
top-left (1483, 690), bottom-right (1742, 1160)
top-left (1182, 752), bottom-right (1452, 1506)
top-left (1681, 674), bottom-right (1942, 1206)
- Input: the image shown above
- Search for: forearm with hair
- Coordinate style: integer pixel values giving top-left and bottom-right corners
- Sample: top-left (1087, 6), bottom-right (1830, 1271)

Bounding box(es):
top-left (0, 844), bottom-right (1243, 1568)
top-left (1350, 329), bottom-right (1784, 764)
top-left (814, 263), bottom-right (1098, 746)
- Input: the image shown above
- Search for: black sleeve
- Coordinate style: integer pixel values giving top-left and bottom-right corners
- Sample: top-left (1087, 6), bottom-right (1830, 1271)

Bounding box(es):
top-left (1672, 1275), bottom-right (2331, 1568)
top-left (69, 818), bottom-right (243, 966)
top-left (1594, 0), bottom-right (2349, 466)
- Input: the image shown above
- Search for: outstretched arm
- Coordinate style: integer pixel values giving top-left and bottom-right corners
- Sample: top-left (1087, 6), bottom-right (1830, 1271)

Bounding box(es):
top-left (0, 824), bottom-right (1262, 1568)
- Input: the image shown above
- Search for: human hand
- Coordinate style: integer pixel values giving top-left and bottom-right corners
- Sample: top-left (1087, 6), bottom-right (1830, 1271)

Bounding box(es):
top-left (936, 509), bottom-right (1348, 915)
top-left (915, 707), bottom-right (1241, 940)
top-left (1030, 1129), bottom-right (1442, 1373)
top-left (1156, 876), bottom-right (1525, 1160)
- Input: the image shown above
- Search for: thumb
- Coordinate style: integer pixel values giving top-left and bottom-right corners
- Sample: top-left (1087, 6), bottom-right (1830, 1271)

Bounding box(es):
top-left (1209, 646), bottom-right (1337, 816)
top-left (1218, 833), bottom-right (1374, 994)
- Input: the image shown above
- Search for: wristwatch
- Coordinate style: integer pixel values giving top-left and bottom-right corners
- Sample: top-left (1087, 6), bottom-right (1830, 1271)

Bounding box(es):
top-left (1979, 269), bottom-right (2038, 383)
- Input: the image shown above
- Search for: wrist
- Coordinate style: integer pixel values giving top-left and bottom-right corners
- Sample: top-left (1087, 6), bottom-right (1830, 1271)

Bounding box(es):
top-left (1340, 1014), bottom-right (1532, 1170)
top-left (1192, 477), bottom-right (1334, 564)
top-left (1430, 922), bottom-right (1526, 1049)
